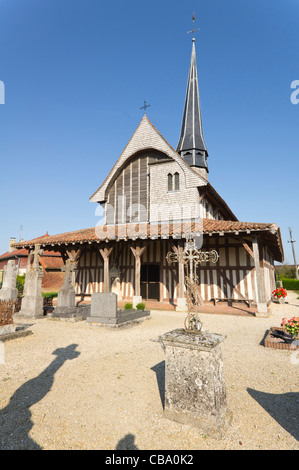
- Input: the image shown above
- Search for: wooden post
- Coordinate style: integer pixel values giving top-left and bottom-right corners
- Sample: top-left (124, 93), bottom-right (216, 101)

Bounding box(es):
top-left (130, 245), bottom-right (146, 303)
top-left (252, 236), bottom-right (268, 316)
top-left (172, 242), bottom-right (187, 312)
top-left (172, 243), bottom-right (185, 299)
top-left (66, 249), bottom-right (81, 288)
top-left (99, 247), bottom-right (113, 293)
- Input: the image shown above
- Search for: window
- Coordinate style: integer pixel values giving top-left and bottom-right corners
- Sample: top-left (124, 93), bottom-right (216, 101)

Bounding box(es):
top-left (168, 172), bottom-right (179, 191)
top-left (168, 173), bottom-right (173, 191)
top-left (174, 172), bottom-right (179, 191)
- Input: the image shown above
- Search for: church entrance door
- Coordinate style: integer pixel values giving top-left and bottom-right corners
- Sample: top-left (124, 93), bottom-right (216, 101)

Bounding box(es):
top-left (141, 264), bottom-right (160, 301)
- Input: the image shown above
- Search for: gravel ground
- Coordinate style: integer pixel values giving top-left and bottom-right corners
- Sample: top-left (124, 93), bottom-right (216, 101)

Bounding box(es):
top-left (0, 292), bottom-right (298, 450)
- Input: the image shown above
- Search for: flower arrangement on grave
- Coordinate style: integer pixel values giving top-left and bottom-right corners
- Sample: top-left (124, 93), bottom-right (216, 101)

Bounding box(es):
top-left (281, 317), bottom-right (299, 338)
top-left (272, 287), bottom-right (287, 299)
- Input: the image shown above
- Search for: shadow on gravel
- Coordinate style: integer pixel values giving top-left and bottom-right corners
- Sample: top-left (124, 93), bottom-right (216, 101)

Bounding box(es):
top-left (247, 388), bottom-right (299, 442)
top-left (116, 433), bottom-right (139, 450)
top-left (151, 361), bottom-right (165, 409)
top-left (0, 344), bottom-right (80, 450)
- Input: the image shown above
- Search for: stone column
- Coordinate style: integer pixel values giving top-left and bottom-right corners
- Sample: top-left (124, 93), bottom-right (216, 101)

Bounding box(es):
top-left (130, 245), bottom-right (146, 307)
top-left (99, 246), bottom-right (113, 293)
top-left (16, 245), bottom-right (44, 318)
top-left (0, 260), bottom-right (18, 301)
top-left (252, 236), bottom-right (268, 317)
top-left (159, 329), bottom-right (231, 437)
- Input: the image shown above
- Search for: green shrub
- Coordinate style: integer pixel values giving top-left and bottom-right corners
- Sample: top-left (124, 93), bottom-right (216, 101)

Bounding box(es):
top-left (16, 274), bottom-right (25, 293)
top-left (42, 292), bottom-right (58, 298)
top-left (136, 302), bottom-right (146, 310)
top-left (124, 302), bottom-right (133, 309)
top-left (281, 279), bottom-right (299, 291)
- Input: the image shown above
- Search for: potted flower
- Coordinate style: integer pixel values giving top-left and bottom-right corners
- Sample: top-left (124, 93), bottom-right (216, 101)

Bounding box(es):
top-left (281, 317), bottom-right (299, 339)
top-left (272, 287), bottom-right (287, 303)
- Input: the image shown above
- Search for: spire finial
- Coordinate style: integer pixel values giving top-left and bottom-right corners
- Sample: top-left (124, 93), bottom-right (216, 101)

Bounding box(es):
top-left (187, 12), bottom-right (200, 42)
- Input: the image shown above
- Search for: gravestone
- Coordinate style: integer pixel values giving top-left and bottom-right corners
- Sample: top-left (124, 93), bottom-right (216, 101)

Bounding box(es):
top-left (0, 260), bottom-right (18, 301)
top-left (16, 245), bottom-right (44, 318)
top-left (87, 292), bottom-right (150, 326)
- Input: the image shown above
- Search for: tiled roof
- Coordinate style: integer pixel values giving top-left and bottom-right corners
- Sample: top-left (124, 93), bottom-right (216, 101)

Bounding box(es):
top-left (0, 234), bottom-right (63, 263)
top-left (12, 220), bottom-right (278, 246)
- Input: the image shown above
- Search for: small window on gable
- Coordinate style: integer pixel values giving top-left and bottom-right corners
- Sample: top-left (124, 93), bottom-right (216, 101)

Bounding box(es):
top-left (168, 173), bottom-right (173, 191)
top-left (174, 172), bottom-right (179, 191)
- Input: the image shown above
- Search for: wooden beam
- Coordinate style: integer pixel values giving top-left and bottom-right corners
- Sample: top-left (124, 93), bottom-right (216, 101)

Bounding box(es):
top-left (252, 236), bottom-right (266, 304)
top-left (219, 269), bottom-right (247, 302)
top-left (99, 246), bottom-right (113, 293)
top-left (238, 236), bottom-right (254, 260)
top-left (130, 245), bottom-right (146, 297)
top-left (172, 241), bottom-right (185, 299)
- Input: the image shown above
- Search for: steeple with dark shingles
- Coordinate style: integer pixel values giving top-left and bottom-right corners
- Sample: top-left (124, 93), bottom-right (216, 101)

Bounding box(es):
top-left (177, 38), bottom-right (209, 174)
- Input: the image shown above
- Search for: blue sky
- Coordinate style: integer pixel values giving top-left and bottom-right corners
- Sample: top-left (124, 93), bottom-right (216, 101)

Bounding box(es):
top-left (0, 0), bottom-right (298, 264)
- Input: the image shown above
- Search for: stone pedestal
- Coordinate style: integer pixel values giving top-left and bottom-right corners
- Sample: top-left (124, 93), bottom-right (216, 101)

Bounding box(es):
top-left (0, 324), bottom-right (16, 336)
top-left (55, 288), bottom-right (76, 315)
top-left (54, 258), bottom-right (77, 316)
top-left (0, 260), bottom-right (18, 301)
top-left (159, 328), bottom-right (230, 437)
top-left (17, 270), bottom-right (44, 318)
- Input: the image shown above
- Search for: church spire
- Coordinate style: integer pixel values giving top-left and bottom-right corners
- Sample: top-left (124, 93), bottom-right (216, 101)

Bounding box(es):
top-left (177, 23), bottom-right (209, 178)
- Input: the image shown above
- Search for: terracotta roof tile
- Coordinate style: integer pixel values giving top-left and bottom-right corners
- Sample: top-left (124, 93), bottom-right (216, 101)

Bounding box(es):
top-left (11, 219), bottom-right (277, 245)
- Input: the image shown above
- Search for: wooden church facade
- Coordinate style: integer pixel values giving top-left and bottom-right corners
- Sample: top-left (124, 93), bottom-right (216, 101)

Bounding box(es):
top-left (74, 228), bottom-right (279, 307)
top-left (14, 38), bottom-right (283, 314)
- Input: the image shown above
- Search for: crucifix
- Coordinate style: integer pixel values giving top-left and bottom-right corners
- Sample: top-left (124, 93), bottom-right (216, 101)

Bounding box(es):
top-left (166, 235), bottom-right (219, 333)
top-left (140, 100), bottom-right (151, 115)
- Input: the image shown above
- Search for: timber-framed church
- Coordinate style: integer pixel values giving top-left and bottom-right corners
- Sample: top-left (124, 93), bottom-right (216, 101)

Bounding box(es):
top-left (14, 37), bottom-right (284, 315)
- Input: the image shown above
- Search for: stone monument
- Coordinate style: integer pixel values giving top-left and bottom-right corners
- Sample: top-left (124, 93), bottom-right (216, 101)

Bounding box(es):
top-left (54, 259), bottom-right (77, 315)
top-left (0, 260), bottom-right (18, 301)
top-left (87, 292), bottom-right (150, 327)
top-left (160, 235), bottom-right (230, 436)
top-left (16, 245), bottom-right (44, 318)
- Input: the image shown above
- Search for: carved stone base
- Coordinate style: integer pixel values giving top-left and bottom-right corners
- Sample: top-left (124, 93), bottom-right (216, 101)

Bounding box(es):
top-left (159, 328), bottom-right (230, 437)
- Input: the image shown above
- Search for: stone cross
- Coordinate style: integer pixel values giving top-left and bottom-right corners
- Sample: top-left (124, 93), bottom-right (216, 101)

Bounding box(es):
top-left (61, 259), bottom-right (77, 289)
top-left (166, 236), bottom-right (219, 333)
top-left (28, 244), bottom-right (44, 272)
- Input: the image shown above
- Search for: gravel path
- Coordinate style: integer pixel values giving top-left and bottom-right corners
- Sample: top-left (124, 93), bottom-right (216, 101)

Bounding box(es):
top-left (0, 292), bottom-right (298, 450)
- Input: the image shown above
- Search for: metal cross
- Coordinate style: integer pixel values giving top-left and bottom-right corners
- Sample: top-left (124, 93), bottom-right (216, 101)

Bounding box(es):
top-left (166, 236), bottom-right (219, 333)
top-left (140, 100), bottom-right (151, 115)
top-left (187, 12), bottom-right (200, 41)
